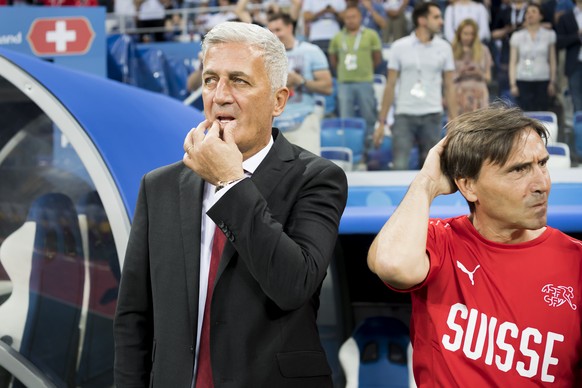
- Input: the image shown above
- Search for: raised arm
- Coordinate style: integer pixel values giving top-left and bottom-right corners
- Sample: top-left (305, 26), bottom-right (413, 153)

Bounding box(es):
top-left (362, 0), bottom-right (387, 29)
top-left (234, 0), bottom-right (253, 24)
top-left (306, 69), bottom-right (333, 95)
top-left (368, 138), bottom-right (455, 289)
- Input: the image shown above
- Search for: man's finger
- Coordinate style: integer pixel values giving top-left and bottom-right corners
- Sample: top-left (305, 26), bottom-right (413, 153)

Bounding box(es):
top-left (183, 127), bottom-right (196, 153)
top-left (192, 120), bottom-right (210, 144)
top-left (205, 120), bottom-right (222, 140)
top-left (222, 121), bottom-right (237, 144)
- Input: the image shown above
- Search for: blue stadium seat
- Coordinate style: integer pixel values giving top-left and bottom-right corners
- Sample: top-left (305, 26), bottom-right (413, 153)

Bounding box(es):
top-left (366, 136), bottom-right (420, 170)
top-left (321, 118), bottom-right (367, 164)
top-left (321, 146), bottom-right (353, 171)
top-left (524, 111), bottom-right (558, 144)
top-left (339, 316), bottom-right (410, 388)
top-left (546, 142), bottom-right (571, 169)
top-left (367, 136), bottom-right (392, 170)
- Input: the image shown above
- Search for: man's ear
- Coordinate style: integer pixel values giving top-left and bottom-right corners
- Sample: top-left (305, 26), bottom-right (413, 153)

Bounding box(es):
top-left (456, 177), bottom-right (478, 203)
top-left (272, 87), bottom-right (289, 117)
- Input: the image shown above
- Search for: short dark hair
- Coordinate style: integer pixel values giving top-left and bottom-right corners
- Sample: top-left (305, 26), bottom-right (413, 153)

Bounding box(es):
top-left (526, 2), bottom-right (543, 15)
top-left (267, 12), bottom-right (294, 27)
top-left (441, 102), bottom-right (549, 212)
top-left (345, 4), bottom-right (361, 14)
top-left (412, 1), bottom-right (440, 28)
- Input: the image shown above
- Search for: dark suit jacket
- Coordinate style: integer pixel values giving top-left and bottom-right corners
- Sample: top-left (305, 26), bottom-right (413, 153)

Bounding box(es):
top-left (114, 129), bottom-right (348, 387)
top-left (556, 9), bottom-right (582, 77)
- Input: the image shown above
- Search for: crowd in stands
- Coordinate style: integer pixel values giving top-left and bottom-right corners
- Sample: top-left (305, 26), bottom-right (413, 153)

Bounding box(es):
top-left (3, 0), bottom-right (581, 169)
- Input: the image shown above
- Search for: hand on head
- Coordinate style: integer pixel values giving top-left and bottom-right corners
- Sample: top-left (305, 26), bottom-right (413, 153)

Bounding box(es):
top-left (183, 119), bottom-right (245, 186)
top-left (418, 137), bottom-right (457, 197)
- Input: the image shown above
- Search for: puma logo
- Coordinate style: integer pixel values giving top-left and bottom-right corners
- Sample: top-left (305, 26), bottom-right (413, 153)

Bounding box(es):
top-left (457, 261), bottom-right (481, 286)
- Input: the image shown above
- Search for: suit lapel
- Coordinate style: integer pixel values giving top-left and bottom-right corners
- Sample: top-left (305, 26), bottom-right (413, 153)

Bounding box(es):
top-left (251, 134), bottom-right (295, 201)
top-left (215, 130), bottom-right (295, 280)
top-left (179, 165), bottom-right (204, 336)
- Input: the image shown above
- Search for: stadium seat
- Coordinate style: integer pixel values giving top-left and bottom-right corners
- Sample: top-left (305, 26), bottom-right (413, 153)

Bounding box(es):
top-left (367, 135), bottom-right (392, 171)
top-left (321, 118), bottom-right (367, 164)
top-left (546, 142), bottom-right (571, 169)
top-left (339, 316), bottom-right (410, 388)
top-left (321, 146), bottom-right (353, 171)
top-left (524, 111), bottom-right (558, 144)
top-left (574, 111), bottom-right (582, 157)
top-left (367, 136), bottom-right (421, 170)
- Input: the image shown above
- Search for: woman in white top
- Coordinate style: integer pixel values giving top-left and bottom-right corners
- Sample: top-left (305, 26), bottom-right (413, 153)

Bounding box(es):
top-left (444, 0), bottom-right (491, 43)
top-left (509, 3), bottom-right (557, 112)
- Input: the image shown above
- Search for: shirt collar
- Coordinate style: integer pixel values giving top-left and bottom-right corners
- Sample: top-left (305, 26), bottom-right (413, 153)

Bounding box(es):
top-left (411, 30), bottom-right (434, 45)
top-left (242, 135), bottom-right (273, 175)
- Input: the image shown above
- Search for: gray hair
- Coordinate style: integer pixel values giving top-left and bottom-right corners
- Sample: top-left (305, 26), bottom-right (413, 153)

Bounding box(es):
top-left (201, 22), bottom-right (288, 92)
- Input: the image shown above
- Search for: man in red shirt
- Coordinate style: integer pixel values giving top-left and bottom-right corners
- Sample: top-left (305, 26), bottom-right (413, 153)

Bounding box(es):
top-left (368, 104), bottom-right (582, 386)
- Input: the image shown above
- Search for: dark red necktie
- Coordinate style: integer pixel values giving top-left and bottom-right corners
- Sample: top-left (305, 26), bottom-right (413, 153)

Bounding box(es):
top-left (195, 226), bottom-right (226, 388)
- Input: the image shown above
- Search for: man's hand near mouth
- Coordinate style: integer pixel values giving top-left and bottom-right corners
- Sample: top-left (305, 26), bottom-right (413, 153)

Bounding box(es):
top-left (183, 119), bottom-right (245, 187)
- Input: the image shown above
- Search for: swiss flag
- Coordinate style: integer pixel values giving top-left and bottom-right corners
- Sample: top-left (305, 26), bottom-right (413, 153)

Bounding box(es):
top-left (27, 17), bottom-right (95, 56)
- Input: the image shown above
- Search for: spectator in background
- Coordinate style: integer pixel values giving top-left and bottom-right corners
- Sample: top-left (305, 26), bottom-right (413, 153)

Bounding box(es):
top-left (491, 0), bottom-right (528, 100)
top-left (234, 0), bottom-right (303, 26)
top-left (541, 0), bottom-right (574, 27)
top-left (234, 0), bottom-right (302, 27)
top-left (509, 3), bottom-right (557, 112)
top-left (135, 0), bottom-right (166, 42)
top-left (353, 0), bottom-right (388, 37)
top-left (373, 1), bottom-right (457, 170)
top-left (452, 19), bottom-right (492, 115)
top-left (329, 4), bottom-right (383, 155)
top-left (382, 0), bottom-right (410, 43)
top-left (235, 0), bottom-right (276, 26)
top-left (200, 0), bottom-right (238, 33)
top-left (163, 0), bottom-right (183, 41)
top-left (444, 0), bottom-right (491, 43)
top-left (114, 0), bottom-right (137, 29)
top-left (556, 0), bottom-right (582, 114)
top-left (302, 0), bottom-right (347, 55)
top-left (268, 12), bottom-right (333, 155)
top-left (266, 0), bottom-right (304, 24)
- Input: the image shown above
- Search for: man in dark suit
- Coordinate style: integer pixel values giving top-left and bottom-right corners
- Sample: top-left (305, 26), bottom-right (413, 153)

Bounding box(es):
top-left (556, 0), bottom-right (582, 114)
top-left (113, 22), bottom-right (348, 387)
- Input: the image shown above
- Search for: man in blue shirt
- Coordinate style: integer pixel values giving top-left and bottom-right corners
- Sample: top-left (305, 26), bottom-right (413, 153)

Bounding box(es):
top-left (268, 12), bottom-right (333, 154)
